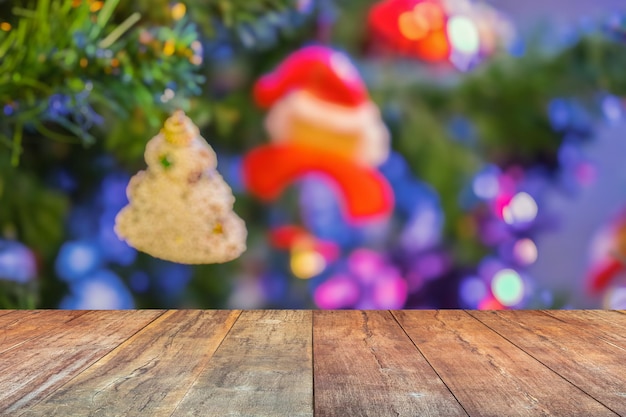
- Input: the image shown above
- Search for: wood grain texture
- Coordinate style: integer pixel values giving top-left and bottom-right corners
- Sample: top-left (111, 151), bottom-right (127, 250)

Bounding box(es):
top-left (393, 310), bottom-right (617, 417)
top-left (170, 310), bottom-right (313, 417)
top-left (0, 310), bottom-right (87, 354)
top-left (469, 310), bottom-right (626, 415)
top-left (543, 310), bottom-right (626, 345)
top-left (0, 310), bottom-right (163, 415)
top-left (21, 310), bottom-right (239, 417)
top-left (0, 309), bottom-right (15, 318)
top-left (313, 310), bottom-right (467, 417)
top-left (2, 309), bottom-right (625, 416)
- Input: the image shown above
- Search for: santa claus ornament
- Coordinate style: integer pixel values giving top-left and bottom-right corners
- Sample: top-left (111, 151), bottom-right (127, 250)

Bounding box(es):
top-left (115, 111), bottom-right (247, 264)
top-left (586, 211), bottom-right (626, 294)
top-left (368, 0), bottom-right (514, 69)
top-left (242, 45), bottom-right (394, 221)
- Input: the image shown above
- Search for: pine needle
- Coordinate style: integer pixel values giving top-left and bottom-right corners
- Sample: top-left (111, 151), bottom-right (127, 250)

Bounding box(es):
top-left (99, 12), bottom-right (141, 49)
top-left (10, 122), bottom-right (23, 167)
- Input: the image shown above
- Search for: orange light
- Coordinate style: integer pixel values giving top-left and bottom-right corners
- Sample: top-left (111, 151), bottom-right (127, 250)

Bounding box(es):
top-left (0, 22), bottom-right (11, 31)
top-left (79, 58), bottom-right (88, 68)
top-left (110, 58), bottom-right (120, 67)
top-left (398, 11), bottom-right (428, 40)
top-left (415, 28), bottom-right (450, 62)
top-left (89, 1), bottom-right (103, 12)
top-left (414, 2), bottom-right (444, 30)
top-left (370, 0), bottom-right (451, 63)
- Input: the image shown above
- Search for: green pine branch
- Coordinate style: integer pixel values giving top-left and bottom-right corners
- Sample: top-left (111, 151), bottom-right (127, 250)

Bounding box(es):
top-left (0, 0), bottom-right (204, 166)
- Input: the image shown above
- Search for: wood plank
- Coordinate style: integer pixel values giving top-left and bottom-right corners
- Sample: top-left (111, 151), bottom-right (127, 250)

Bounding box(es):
top-left (0, 310), bottom-right (163, 415)
top-left (542, 310), bottom-right (626, 334)
top-left (469, 310), bottom-right (626, 415)
top-left (0, 309), bottom-right (87, 354)
top-left (393, 310), bottom-right (617, 417)
top-left (170, 310), bottom-right (313, 417)
top-left (0, 309), bottom-right (14, 318)
top-left (21, 310), bottom-right (240, 417)
top-left (313, 310), bottom-right (467, 417)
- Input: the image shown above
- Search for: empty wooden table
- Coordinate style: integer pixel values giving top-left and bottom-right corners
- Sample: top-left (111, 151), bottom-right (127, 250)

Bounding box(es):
top-left (0, 309), bottom-right (625, 416)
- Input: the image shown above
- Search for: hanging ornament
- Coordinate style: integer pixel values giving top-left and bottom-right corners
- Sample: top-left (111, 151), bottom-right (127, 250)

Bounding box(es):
top-left (115, 111), bottom-right (247, 264)
top-left (368, 0), bottom-right (514, 68)
top-left (242, 45), bottom-right (394, 221)
top-left (586, 210), bottom-right (626, 293)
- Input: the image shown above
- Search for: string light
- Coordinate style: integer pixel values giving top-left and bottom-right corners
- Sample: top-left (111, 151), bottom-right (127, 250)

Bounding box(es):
top-left (447, 15), bottom-right (480, 55)
top-left (160, 88), bottom-right (175, 103)
top-left (90, 1), bottom-right (103, 12)
top-left (472, 165), bottom-right (500, 200)
top-left (290, 248), bottom-right (326, 279)
top-left (502, 192), bottom-right (538, 225)
top-left (163, 40), bottom-right (176, 56)
top-left (459, 275), bottom-right (487, 308)
top-left (491, 268), bottom-right (524, 306)
top-left (513, 238), bottom-right (537, 265)
top-left (171, 3), bottom-right (187, 21)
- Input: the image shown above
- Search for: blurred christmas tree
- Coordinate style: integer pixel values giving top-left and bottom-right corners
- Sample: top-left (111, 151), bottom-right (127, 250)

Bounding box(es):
top-left (2, 0), bottom-right (626, 309)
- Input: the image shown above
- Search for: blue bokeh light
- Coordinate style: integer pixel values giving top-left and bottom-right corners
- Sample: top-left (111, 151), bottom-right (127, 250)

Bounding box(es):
top-left (60, 269), bottom-right (134, 309)
top-left (0, 240), bottom-right (37, 283)
top-left (55, 240), bottom-right (103, 282)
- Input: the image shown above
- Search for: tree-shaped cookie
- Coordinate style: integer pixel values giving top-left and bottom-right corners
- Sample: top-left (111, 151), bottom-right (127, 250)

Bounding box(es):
top-left (115, 110), bottom-right (247, 264)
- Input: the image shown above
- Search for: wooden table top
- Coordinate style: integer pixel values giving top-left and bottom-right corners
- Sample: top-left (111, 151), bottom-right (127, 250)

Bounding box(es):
top-left (0, 309), bottom-right (625, 416)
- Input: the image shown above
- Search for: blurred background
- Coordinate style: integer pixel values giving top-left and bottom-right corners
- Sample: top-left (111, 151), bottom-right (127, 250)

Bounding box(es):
top-left (2, 0), bottom-right (626, 309)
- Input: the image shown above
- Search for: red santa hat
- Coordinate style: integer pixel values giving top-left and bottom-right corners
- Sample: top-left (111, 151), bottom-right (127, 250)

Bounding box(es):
top-left (253, 45), bottom-right (370, 109)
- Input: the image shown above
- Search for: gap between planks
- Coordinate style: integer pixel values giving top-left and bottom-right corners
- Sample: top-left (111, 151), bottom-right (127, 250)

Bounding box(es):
top-left (393, 310), bottom-right (619, 417)
top-left (467, 309), bottom-right (626, 416)
top-left (2, 310), bottom-right (165, 415)
top-left (19, 310), bottom-right (241, 417)
top-left (170, 310), bottom-right (313, 417)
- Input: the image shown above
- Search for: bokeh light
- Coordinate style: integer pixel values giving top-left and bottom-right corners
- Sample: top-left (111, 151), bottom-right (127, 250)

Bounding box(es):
top-left (459, 275), bottom-right (487, 308)
top-left (170, 2), bottom-right (186, 20)
top-left (314, 249), bottom-right (407, 309)
top-left (472, 165), bottom-right (500, 200)
top-left (447, 15), bottom-right (480, 55)
top-left (491, 268), bottom-right (524, 306)
top-left (290, 248), bottom-right (326, 279)
top-left (603, 286), bottom-right (626, 309)
top-left (60, 269), bottom-right (134, 309)
top-left (601, 95), bottom-right (622, 124)
top-left (513, 238), bottom-right (538, 265)
top-left (0, 240), bottom-right (37, 283)
top-left (502, 192), bottom-right (538, 225)
top-left (314, 275), bottom-right (360, 309)
top-left (55, 240), bottom-right (102, 282)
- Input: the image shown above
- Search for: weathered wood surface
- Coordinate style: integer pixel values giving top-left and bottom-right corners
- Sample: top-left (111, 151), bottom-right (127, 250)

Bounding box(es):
top-left (21, 310), bottom-right (239, 417)
top-left (0, 310), bottom-right (163, 414)
top-left (313, 310), bottom-right (466, 417)
top-left (171, 309), bottom-right (313, 417)
top-left (393, 310), bottom-right (619, 417)
top-left (469, 310), bottom-right (626, 415)
top-left (0, 310), bottom-right (86, 354)
top-left (0, 309), bottom-right (624, 417)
